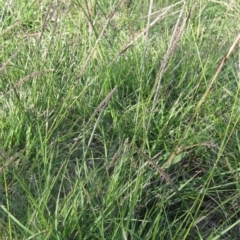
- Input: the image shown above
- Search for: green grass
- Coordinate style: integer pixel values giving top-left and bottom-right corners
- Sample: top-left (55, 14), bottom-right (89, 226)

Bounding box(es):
top-left (0, 0), bottom-right (240, 239)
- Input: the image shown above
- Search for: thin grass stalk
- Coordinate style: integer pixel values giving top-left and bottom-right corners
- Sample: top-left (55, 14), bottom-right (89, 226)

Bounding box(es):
top-left (0, 149), bottom-right (23, 174)
top-left (6, 70), bottom-right (54, 95)
top-left (0, 52), bottom-right (18, 72)
top-left (38, 3), bottom-right (54, 43)
top-left (76, 7), bottom-right (116, 82)
top-left (4, 1), bottom-right (14, 15)
top-left (79, 0), bottom-right (97, 37)
top-left (73, 86), bottom-right (117, 145)
top-left (134, 147), bottom-right (179, 195)
top-left (107, 138), bottom-right (130, 171)
top-left (108, 2), bottom-right (183, 66)
top-left (141, 0), bottom-right (153, 74)
top-left (238, 35), bottom-right (240, 80)
top-left (3, 172), bottom-right (12, 240)
top-left (1, 205), bottom-right (36, 238)
top-left (211, 218), bottom-right (240, 240)
top-left (151, 1), bottom-right (187, 114)
top-left (0, 22), bottom-right (20, 38)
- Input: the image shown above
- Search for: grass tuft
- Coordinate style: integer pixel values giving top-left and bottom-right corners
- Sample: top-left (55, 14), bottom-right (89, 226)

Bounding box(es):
top-left (0, 0), bottom-right (240, 239)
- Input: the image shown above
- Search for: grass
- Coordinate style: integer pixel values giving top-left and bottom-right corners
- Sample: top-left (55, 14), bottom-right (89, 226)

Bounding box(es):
top-left (0, 0), bottom-right (240, 239)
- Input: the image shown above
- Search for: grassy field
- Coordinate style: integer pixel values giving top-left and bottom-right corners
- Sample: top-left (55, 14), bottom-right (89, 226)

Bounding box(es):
top-left (0, 0), bottom-right (240, 239)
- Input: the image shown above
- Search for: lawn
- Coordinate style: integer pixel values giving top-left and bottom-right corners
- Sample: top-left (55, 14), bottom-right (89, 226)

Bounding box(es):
top-left (0, 0), bottom-right (240, 239)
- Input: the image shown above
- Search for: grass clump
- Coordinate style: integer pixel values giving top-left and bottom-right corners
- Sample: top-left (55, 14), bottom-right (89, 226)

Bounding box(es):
top-left (0, 0), bottom-right (240, 239)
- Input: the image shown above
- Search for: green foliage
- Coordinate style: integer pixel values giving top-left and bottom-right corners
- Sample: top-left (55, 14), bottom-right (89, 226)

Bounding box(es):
top-left (0, 0), bottom-right (240, 239)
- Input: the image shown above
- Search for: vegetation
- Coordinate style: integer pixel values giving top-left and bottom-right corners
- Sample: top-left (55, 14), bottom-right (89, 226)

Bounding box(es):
top-left (0, 0), bottom-right (240, 239)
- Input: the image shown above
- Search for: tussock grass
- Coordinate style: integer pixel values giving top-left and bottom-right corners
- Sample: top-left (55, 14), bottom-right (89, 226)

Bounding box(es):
top-left (0, 0), bottom-right (240, 239)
